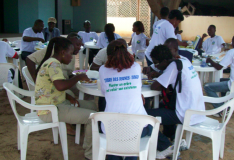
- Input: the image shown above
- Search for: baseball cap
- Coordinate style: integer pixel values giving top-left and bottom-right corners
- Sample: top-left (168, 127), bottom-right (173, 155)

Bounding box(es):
top-left (48, 17), bottom-right (57, 23)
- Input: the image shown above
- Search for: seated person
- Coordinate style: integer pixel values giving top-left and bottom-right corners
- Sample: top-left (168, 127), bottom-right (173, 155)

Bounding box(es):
top-left (21, 19), bottom-right (45, 61)
top-left (42, 17), bottom-right (60, 42)
top-left (152, 7), bottom-right (169, 31)
top-left (26, 33), bottom-right (82, 96)
top-left (198, 25), bottom-right (226, 55)
top-left (99, 40), bottom-right (151, 160)
top-left (78, 20), bottom-right (99, 65)
top-left (96, 23), bottom-right (121, 49)
top-left (175, 27), bottom-right (182, 41)
top-left (146, 44), bottom-right (205, 158)
top-left (0, 41), bottom-right (23, 88)
top-left (204, 36), bottom-right (234, 117)
top-left (35, 37), bottom-right (97, 160)
top-left (128, 21), bottom-right (149, 60)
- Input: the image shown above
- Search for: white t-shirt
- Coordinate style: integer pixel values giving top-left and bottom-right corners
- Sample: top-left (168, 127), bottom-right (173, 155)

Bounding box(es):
top-left (0, 41), bottom-right (17, 82)
top-left (202, 35), bottom-right (225, 55)
top-left (145, 20), bottom-right (177, 62)
top-left (152, 19), bottom-right (166, 31)
top-left (21, 27), bottom-right (44, 52)
top-left (156, 57), bottom-right (206, 125)
top-left (177, 34), bottom-right (182, 41)
top-left (131, 32), bottom-right (147, 60)
top-left (78, 31), bottom-right (99, 44)
top-left (93, 48), bottom-right (107, 65)
top-left (96, 32), bottom-right (121, 48)
top-left (219, 49), bottom-right (234, 89)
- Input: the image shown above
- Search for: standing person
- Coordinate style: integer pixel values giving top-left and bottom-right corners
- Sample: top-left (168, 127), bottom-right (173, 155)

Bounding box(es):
top-left (21, 19), bottom-right (45, 61)
top-left (152, 7), bottom-right (170, 31)
top-left (99, 40), bottom-right (151, 160)
top-left (175, 27), bottom-right (182, 41)
top-left (128, 21), bottom-right (149, 60)
top-left (204, 36), bottom-right (234, 117)
top-left (96, 23), bottom-right (121, 49)
top-left (145, 10), bottom-right (188, 66)
top-left (198, 25), bottom-right (226, 55)
top-left (42, 17), bottom-right (60, 42)
top-left (35, 37), bottom-right (97, 160)
top-left (78, 20), bottom-right (99, 65)
top-left (147, 45), bottom-right (205, 159)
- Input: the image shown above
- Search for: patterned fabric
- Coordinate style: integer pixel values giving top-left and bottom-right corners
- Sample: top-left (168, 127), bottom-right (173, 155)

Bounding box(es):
top-left (35, 58), bottom-right (66, 115)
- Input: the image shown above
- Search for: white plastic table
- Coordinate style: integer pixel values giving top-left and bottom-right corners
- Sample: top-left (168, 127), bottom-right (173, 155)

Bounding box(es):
top-left (84, 42), bottom-right (100, 69)
top-left (193, 65), bottom-right (224, 85)
top-left (76, 82), bottom-right (161, 108)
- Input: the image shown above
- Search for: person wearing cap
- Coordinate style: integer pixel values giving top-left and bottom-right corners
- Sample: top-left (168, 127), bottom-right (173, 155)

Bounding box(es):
top-left (42, 17), bottom-right (60, 42)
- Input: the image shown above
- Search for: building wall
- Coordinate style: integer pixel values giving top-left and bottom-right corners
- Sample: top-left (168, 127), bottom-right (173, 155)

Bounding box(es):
top-left (180, 16), bottom-right (234, 43)
top-left (73, 0), bottom-right (107, 32)
top-left (62, 0), bottom-right (74, 29)
top-left (38, 0), bottom-right (55, 26)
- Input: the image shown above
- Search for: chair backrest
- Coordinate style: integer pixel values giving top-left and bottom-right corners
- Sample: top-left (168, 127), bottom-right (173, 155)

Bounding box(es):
top-left (22, 66), bottom-right (35, 91)
top-left (193, 35), bottom-right (201, 50)
top-left (89, 112), bottom-right (160, 155)
top-left (0, 63), bottom-right (18, 89)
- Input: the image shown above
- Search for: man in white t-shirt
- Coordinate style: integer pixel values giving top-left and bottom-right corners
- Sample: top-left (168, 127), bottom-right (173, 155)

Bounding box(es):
top-left (152, 7), bottom-right (169, 31)
top-left (204, 36), bottom-right (234, 117)
top-left (175, 27), bottom-right (182, 41)
top-left (21, 19), bottom-right (45, 61)
top-left (78, 20), bottom-right (99, 65)
top-left (145, 10), bottom-right (188, 66)
top-left (198, 25), bottom-right (226, 55)
top-left (146, 44), bottom-right (205, 158)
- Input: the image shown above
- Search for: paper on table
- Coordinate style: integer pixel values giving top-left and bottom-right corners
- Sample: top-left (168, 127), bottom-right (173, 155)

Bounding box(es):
top-left (86, 70), bottom-right (99, 79)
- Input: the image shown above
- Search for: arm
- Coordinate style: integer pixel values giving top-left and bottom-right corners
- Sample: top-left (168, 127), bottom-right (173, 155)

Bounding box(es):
top-left (128, 38), bottom-right (132, 46)
top-left (146, 39), bottom-right (149, 46)
top-left (13, 53), bottom-right (19, 59)
top-left (90, 62), bottom-right (101, 71)
top-left (23, 36), bottom-right (45, 43)
top-left (206, 58), bottom-right (223, 70)
top-left (177, 40), bottom-right (188, 47)
top-left (198, 34), bottom-right (208, 49)
top-left (26, 57), bottom-right (37, 82)
top-left (151, 81), bottom-right (162, 91)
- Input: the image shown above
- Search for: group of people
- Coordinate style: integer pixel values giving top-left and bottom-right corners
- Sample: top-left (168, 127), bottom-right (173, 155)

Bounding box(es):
top-left (2, 5), bottom-right (233, 160)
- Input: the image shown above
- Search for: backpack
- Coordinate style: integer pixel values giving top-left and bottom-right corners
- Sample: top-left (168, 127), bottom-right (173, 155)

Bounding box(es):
top-left (162, 59), bottom-right (183, 110)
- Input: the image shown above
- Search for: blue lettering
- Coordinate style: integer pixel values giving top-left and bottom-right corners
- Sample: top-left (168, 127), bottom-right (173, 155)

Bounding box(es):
top-left (104, 78), bottom-right (112, 83)
top-left (113, 77), bottom-right (118, 81)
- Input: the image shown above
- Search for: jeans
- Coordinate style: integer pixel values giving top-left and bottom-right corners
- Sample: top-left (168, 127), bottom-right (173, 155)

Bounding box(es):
top-left (204, 78), bottom-right (230, 108)
top-left (146, 107), bottom-right (182, 151)
top-left (107, 125), bottom-right (152, 160)
top-left (145, 56), bottom-right (153, 66)
top-left (83, 48), bottom-right (100, 65)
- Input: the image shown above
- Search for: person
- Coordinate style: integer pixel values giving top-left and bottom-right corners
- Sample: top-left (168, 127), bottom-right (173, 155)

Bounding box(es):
top-left (0, 41), bottom-right (23, 89)
top-left (198, 25), bottom-right (226, 55)
top-left (99, 40), bottom-right (151, 160)
top-left (175, 27), bottom-right (182, 41)
top-left (26, 33), bottom-right (82, 97)
top-left (42, 17), bottom-right (60, 42)
top-left (96, 23), bottom-right (121, 49)
top-left (128, 21), bottom-right (149, 60)
top-left (2, 38), bottom-right (8, 42)
top-left (78, 20), bottom-right (99, 65)
top-left (35, 37), bottom-right (97, 160)
top-left (21, 19), bottom-right (45, 61)
top-left (204, 36), bottom-right (234, 117)
top-left (152, 7), bottom-right (170, 31)
top-left (146, 44), bottom-right (205, 159)
top-left (145, 10), bottom-right (188, 66)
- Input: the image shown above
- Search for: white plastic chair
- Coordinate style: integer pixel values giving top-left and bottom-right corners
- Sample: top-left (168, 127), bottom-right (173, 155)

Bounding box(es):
top-left (79, 47), bottom-right (85, 70)
top-left (89, 112), bottom-right (161, 160)
top-left (0, 63), bottom-right (19, 89)
top-left (173, 92), bottom-right (234, 160)
top-left (3, 82), bottom-right (68, 160)
top-left (135, 49), bottom-right (145, 67)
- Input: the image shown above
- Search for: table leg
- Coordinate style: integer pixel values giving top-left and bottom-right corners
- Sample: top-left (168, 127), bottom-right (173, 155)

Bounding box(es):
top-left (13, 59), bottom-right (19, 67)
top-left (153, 95), bottom-right (159, 109)
top-left (79, 91), bottom-right (85, 100)
top-left (85, 48), bottom-right (90, 69)
top-left (200, 72), bottom-right (204, 86)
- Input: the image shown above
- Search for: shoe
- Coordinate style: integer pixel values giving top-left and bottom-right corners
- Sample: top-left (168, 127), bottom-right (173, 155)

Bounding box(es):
top-left (156, 146), bottom-right (174, 159)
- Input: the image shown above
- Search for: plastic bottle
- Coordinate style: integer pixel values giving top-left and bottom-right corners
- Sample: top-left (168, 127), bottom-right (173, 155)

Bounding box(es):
top-left (200, 58), bottom-right (207, 67)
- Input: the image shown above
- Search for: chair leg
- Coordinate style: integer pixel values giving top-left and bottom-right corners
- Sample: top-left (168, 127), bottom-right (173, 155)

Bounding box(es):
top-left (142, 60), bottom-right (145, 67)
top-left (220, 129), bottom-right (226, 159)
top-left (17, 123), bottom-right (20, 150)
top-left (52, 127), bottom-right (59, 144)
top-left (172, 124), bottom-right (183, 160)
top-left (59, 122), bottom-right (69, 160)
top-left (20, 128), bottom-right (29, 160)
top-left (185, 131), bottom-right (193, 149)
top-left (139, 150), bottom-right (147, 160)
top-left (98, 148), bottom-right (106, 160)
top-left (212, 133), bottom-right (222, 160)
top-left (75, 124), bottom-right (81, 144)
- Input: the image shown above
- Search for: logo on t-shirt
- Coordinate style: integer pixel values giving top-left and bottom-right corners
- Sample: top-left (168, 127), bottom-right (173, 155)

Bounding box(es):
top-left (212, 41), bottom-right (215, 45)
top-left (90, 37), bottom-right (93, 40)
top-left (137, 40), bottom-right (141, 44)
